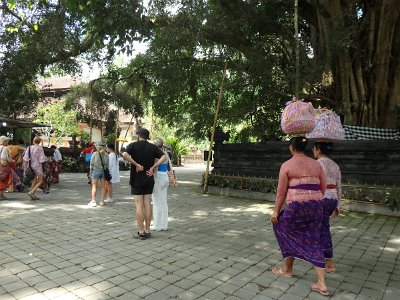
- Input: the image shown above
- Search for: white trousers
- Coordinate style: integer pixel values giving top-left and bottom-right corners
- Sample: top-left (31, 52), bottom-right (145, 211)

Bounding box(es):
top-left (152, 172), bottom-right (169, 230)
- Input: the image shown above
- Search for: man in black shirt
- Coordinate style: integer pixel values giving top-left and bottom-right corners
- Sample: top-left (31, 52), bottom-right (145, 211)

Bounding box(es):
top-left (122, 128), bottom-right (167, 240)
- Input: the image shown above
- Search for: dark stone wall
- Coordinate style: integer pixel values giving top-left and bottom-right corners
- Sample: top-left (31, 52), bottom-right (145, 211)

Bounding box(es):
top-left (212, 140), bottom-right (400, 186)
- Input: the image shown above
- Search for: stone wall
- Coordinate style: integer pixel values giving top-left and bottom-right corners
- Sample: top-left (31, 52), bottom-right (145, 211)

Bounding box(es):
top-left (212, 140), bottom-right (400, 186)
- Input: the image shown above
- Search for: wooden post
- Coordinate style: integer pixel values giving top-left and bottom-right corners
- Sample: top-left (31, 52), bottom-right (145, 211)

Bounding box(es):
top-left (89, 81), bottom-right (94, 142)
top-left (203, 61), bottom-right (228, 193)
top-left (294, 0), bottom-right (300, 98)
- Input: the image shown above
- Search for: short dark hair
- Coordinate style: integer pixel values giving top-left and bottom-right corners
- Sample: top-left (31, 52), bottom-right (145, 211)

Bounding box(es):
top-left (314, 141), bottom-right (333, 155)
top-left (107, 143), bottom-right (115, 150)
top-left (289, 136), bottom-right (308, 152)
top-left (136, 128), bottom-right (150, 140)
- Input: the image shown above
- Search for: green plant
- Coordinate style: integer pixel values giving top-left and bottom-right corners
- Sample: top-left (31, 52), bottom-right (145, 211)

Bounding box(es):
top-left (385, 191), bottom-right (400, 211)
top-left (60, 156), bottom-right (80, 172)
top-left (105, 133), bottom-right (117, 144)
top-left (165, 137), bottom-right (189, 165)
top-left (206, 174), bottom-right (277, 194)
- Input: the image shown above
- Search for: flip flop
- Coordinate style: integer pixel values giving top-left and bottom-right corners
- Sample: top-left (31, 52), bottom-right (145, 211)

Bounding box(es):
top-left (326, 267), bottom-right (336, 273)
top-left (28, 193), bottom-right (40, 200)
top-left (271, 267), bottom-right (293, 278)
top-left (311, 283), bottom-right (329, 296)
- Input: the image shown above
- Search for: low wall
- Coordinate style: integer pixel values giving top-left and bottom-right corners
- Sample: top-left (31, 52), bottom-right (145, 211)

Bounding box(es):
top-left (213, 140), bottom-right (400, 186)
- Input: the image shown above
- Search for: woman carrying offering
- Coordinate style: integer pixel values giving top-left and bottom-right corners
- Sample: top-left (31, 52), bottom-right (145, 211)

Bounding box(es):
top-left (313, 141), bottom-right (342, 273)
top-left (271, 137), bottom-right (329, 296)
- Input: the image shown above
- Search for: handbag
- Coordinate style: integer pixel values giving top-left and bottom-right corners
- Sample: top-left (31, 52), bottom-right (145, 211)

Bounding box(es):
top-left (281, 98), bottom-right (316, 135)
top-left (23, 146), bottom-right (36, 185)
top-left (306, 108), bottom-right (345, 140)
top-left (99, 153), bottom-right (112, 181)
top-left (167, 156), bottom-right (177, 188)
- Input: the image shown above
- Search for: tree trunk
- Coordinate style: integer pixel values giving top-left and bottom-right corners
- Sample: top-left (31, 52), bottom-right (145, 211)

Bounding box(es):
top-left (308, 0), bottom-right (400, 128)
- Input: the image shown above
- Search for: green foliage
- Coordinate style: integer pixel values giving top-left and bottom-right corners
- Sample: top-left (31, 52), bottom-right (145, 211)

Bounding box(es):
top-left (35, 100), bottom-right (79, 139)
top-left (385, 191), bottom-right (400, 212)
top-left (0, 0), bottom-right (147, 115)
top-left (60, 156), bottom-right (81, 173)
top-left (206, 174), bottom-right (277, 194)
top-left (165, 137), bottom-right (189, 165)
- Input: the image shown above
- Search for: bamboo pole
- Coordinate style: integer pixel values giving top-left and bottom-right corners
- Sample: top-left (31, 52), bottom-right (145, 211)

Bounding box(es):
top-left (294, 0), bottom-right (300, 98)
top-left (203, 61), bottom-right (228, 193)
top-left (89, 81), bottom-right (94, 142)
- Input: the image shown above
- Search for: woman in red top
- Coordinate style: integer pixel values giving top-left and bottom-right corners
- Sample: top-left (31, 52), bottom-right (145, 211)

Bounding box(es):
top-left (80, 142), bottom-right (95, 184)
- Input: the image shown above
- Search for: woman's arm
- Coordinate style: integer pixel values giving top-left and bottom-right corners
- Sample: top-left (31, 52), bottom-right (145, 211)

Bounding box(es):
top-left (271, 165), bottom-right (289, 224)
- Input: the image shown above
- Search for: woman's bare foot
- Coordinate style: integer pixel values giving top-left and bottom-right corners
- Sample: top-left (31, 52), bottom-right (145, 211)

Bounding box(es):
top-left (311, 282), bottom-right (329, 296)
top-left (271, 267), bottom-right (293, 278)
top-left (325, 258), bottom-right (336, 273)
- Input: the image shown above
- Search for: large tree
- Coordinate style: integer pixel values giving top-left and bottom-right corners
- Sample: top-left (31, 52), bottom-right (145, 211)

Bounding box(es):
top-left (302, 0), bottom-right (400, 128)
top-left (0, 0), bottom-right (147, 115)
top-left (1, 0), bottom-right (399, 140)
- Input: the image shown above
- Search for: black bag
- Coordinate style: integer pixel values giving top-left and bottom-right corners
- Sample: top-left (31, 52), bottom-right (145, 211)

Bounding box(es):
top-left (99, 153), bottom-right (112, 182)
top-left (23, 147), bottom-right (36, 185)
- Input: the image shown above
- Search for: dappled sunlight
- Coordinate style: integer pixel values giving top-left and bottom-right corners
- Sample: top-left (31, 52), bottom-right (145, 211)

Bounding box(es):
top-left (192, 210), bottom-right (210, 216)
top-left (177, 180), bottom-right (200, 185)
top-left (379, 246), bottom-right (399, 253)
top-left (0, 202), bottom-right (37, 209)
top-left (223, 229), bottom-right (245, 237)
top-left (221, 203), bottom-right (271, 213)
top-left (388, 237), bottom-right (400, 244)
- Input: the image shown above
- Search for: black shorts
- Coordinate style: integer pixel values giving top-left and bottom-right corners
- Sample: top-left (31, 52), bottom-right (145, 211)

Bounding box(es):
top-left (131, 182), bottom-right (154, 195)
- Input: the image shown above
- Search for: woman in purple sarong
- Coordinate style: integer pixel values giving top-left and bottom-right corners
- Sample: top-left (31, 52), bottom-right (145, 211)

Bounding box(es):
top-left (271, 137), bottom-right (329, 296)
top-left (313, 141), bottom-right (341, 273)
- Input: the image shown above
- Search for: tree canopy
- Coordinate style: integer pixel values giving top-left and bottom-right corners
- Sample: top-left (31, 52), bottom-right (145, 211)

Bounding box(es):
top-left (1, 0), bottom-right (399, 141)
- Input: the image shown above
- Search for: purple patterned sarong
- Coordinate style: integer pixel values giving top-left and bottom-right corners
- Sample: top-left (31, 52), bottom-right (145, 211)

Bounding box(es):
top-left (321, 197), bottom-right (338, 258)
top-left (273, 199), bottom-right (325, 268)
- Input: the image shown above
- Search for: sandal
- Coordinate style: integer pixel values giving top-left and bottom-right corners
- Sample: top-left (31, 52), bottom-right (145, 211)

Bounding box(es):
top-left (311, 283), bottom-right (329, 296)
top-left (271, 267), bottom-right (293, 278)
top-left (28, 193), bottom-right (40, 200)
top-left (144, 232), bottom-right (151, 238)
top-left (135, 232), bottom-right (146, 240)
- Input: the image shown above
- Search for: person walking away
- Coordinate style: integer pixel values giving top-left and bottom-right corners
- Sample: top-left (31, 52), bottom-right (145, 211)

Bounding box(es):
top-left (80, 142), bottom-right (95, 184)
top-left (88, 142), bottom-right (109, 207)
top-left (50, 145), bottom-right (62, 183)
top-left (151, 138), bottom-right (170, 231)
top-left (270, 137), bottom-right (329, 296)
top-left (313, 141), bottom-right (342, 273)
top-left (104, 143), bottom-right (120, 203)
top-left (7, 139), bottom-right (25, 192)
top-left (122, 128), bottom-right (167, 240)
top-left (0, 136), bottom-right (14, 199)
top-left (23, 137), bottom-right (48, 200)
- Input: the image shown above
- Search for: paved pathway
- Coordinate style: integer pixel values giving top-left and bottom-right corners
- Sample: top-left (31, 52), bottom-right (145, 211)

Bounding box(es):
top-left (0, 164), bottom-right (399, 300)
